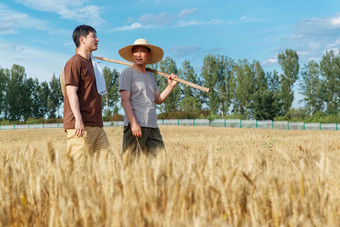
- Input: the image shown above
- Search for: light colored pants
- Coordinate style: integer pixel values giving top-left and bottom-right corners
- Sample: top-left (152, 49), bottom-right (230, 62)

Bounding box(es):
top-left (66, 126), bottom-right (110, 165)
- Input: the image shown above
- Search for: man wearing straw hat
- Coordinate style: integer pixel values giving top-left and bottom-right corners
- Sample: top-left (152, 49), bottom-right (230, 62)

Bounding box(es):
top-left (119, 38), bottom-right (178, 157)
top-left (63, 25), bottom-right (110, 165)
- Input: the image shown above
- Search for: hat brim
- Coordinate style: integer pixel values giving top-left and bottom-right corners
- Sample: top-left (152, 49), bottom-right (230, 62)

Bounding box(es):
top-left (118, 44), bottom-right (164, 64)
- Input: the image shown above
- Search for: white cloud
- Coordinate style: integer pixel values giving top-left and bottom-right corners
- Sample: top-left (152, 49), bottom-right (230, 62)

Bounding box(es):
top-left (328, 39), bottom-right (340, 48)
top-left (178, 8), bottom-right (198, 18)
top-left (240, 15), bottom-right (263, 23)
top-left (113, 23), bottom-right (148, 31)
top-left (268, 58), bottom-right (277, 63)
top-left (323, 48), bottom-right (340, 55)
top-left (114, 7), bottom-right (223, 31)
top-left (297, 51), bottom-right (309, 56)
top-left (240, 16), bottom-right (248, 22)
top-left (15, 0), bottom-right (86, 11)
top-left (174, 18), bottom-right (224, 27)
top-left (175, 19), bottom-right (204, 27)
top-left (289, 34), bottom-right (303, 39)
top-left (286, 13), bottom-right (340, 62)
top-left (262, 55), bottom-right (277, 67)
top-left (0, 3), bottom-right (48, 34)
top-left (0, 39), bottom-right (68, 82)
top-left (168, 45), bottom-right (202, 58)
top-left (14, 0), bottom-right (104, 26)
top-left (208, 19), bottom-right (225, 24)
top-left (138, 12), bottom-right (173, 26)
top-left (331, 16), bottom-right (340, 25)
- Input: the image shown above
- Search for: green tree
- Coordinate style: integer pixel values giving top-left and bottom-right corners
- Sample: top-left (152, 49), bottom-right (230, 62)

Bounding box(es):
top-left (179, 60), bottom-right (200, 97)
top-left (218, 56), bottom-right (235, 116)
top-left (27, 79), bottom-right (50, 119)
top-left (30, 78), bottom-right (47, 119)
top-left (250, 90), bottom-right (281, 120)
top-left (233, 59), bottom-right (255, 118)
top-left (0, 68), bottom-right (7, 118)
top-left (201, 55), bottom-right (220, 115)
top-left (158, 57), bottom-right (180, 112)
top-left (319, 50), bottom-right (340, 114)
top-left (48, 74), bottom-right (63, 118)
top-left (103, 66), bottom-right (120, 115)
top-left (5, 64), bottom-right (30, 121)
top-left (178, 60), bottom-right (202, 114)
top-left (38, 81), bottom-right (50, 118)
top-left (267, 70), bottom-right (280, 92)
top-left (248, 61), bottom-right (281, 120)
top-left (299, 61), bottom-right (324, 116)
top-left (179, 96), bottom-right (202, 114)
top-left (252, 60), bottom-right (267, 91)
top-left (278, 49), bottom-right (300, 115)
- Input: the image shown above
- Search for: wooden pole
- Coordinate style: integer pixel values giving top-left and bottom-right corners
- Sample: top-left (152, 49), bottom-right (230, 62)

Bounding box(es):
top-left (95, 56), bottom-right (210, 93)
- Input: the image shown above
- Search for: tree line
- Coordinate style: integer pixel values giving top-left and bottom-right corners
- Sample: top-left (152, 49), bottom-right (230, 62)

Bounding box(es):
top-left (0, 65), bottom-right (63, 122)
top-left (1, 49), bottom-right (340, 123)
top-left (156, 48), bottom-right (340, 121)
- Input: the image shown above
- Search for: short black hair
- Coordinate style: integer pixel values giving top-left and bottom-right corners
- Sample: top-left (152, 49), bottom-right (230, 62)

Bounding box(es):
top-left (72, 25), bottom-right (96, 48)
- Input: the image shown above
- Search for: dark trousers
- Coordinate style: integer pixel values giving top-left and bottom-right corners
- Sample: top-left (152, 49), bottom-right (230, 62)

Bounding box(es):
top-left (122, 124), bottom-right (165, 157)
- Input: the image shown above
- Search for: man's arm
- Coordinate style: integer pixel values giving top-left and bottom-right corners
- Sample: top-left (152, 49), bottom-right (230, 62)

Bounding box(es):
top-left (155, 73), bottom-right (178, 104)
top-left (66, 85), bottom-right (84, 137)
top-left (120, 90), bottom-right (142, 138)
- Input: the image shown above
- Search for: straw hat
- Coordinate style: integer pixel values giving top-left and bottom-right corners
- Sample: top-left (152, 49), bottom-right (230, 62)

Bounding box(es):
top-left (118, 39), bottom-right (164, 64)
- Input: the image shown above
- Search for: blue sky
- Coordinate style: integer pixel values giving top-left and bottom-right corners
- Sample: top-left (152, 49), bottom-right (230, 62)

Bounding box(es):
top-left (1, 0), bottom-right (340, 89)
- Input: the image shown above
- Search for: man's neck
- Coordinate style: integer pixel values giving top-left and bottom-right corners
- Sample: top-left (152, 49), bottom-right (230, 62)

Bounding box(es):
top-left (132, 64), bottom-right (147, 73)
top-left (76, 48), bottom-right (92, 60)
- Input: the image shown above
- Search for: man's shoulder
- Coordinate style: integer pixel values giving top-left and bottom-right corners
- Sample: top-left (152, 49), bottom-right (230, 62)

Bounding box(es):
top-left (121, 67), bottom-right (153, 76)
top-left (65, 54), bottom-right (80, 66)
top-left (120, 67), bottom-right (136, 79)
top-left (121, 67), bottom-right (134, 74)
top-left (66, 54), bottom-right (89, 66)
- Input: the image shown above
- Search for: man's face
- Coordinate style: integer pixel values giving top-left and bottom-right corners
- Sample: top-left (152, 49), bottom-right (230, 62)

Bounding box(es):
top-left (132, 46), bottom-right (150, 65)
top-left (81, 32), bottom-right (99, 51)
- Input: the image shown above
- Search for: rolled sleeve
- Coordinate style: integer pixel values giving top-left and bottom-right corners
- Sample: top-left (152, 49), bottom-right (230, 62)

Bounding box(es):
top-left (119, 70), bottom-right (131, 92)
top-left (64, 58), bottom-right (81, 87)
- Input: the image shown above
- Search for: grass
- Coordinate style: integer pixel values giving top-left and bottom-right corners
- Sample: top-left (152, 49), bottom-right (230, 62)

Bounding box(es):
top-left (0, 126), bottom-right (339, 226)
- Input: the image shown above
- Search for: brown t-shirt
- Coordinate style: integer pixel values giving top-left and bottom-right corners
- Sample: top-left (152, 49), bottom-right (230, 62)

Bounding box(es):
top-left (63, 54), bottom-right (103, 129)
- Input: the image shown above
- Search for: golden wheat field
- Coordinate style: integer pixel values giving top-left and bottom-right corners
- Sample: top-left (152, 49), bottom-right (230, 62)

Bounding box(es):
top-left (0, 126), bottom-right (339, 226)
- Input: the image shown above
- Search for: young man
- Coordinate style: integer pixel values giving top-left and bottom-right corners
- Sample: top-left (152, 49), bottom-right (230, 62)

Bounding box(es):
top-left (63, 25), bottom-right (110, 164)
top-left (118, 38), bottom-right (178, 157)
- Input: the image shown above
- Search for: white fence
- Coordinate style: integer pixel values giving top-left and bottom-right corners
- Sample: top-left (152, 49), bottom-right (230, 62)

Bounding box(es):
top-left (157, 119), bottom-right (339, 131)
top-left (0, 119), bottom-right (339, 131)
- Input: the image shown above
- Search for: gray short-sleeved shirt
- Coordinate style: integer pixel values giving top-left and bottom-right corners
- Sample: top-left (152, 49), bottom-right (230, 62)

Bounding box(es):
top-left (119, 67), bottom-right (159, 128)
